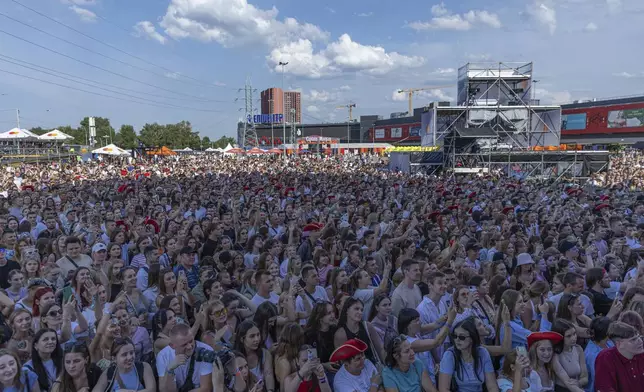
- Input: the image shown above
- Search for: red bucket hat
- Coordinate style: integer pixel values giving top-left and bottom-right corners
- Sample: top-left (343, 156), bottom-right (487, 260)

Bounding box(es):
top-left (527, 331), bottom-right (563, 350)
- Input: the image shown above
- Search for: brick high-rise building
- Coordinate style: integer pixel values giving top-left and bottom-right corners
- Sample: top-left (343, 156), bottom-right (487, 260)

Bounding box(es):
top-left (260, 88), bottom-right (283, 119)
top-left (284, 91), bottom-right (301, 123)
top-left (260, 88), bottom-right (301, 123)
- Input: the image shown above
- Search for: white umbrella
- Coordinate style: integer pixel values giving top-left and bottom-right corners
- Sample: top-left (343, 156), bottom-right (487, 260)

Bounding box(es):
top-left (0, 128), bottom-right (38, 139)
top-left (38, 129), bottom-right (74, 140)
top-left (91, 143), bottom-right (130, 156)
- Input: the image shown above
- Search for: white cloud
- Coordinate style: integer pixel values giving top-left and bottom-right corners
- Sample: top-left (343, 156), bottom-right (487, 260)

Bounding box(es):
top-left (409, 4), bottom-right (501, 31)
top-left (535, 88), bottom-right (572, 104)
top-left (325, 7), bottom-right (336, 13)
top-left (165, 72), bottom-right (181, 79)
top-left (69, 5), bottom-right (96, 22)
top-left (305, 89), bottom-right (338, 103)
top-left (584, 22), bottom-right (598, 32)
top-left (357, 12), bottom-right (374, 17)
top-left (214, 81), bottom-right (227, 86)
top-left (338, 85), bottom-right (351, 91)
top-left (612, 71), bottom-right (641, 78)
top-left (435, 67), bottom-right (456, 74)
top-left (267, 34), bottom-right (425, 79)
top-left (61, 0), bottom-right (97, 5)
top-left (526, 2), bottom-right (557, 35)
top-left (160, 0), bottom-right (329, 48)
top-left (134, 21), bottom-right (167, 44)
top-left (306, 105), bottom-right (320, 114)
top-left (606, 0), bottom-right (622, 14)
top-left (392, 88), bottom-right (453, 103)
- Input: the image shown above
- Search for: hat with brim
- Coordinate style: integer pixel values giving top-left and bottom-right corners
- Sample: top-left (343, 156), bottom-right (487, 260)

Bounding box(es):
top-left (516, 252), bottom-right (534, 267)
top-left (329, 339), bottom-right (368, 362)
top-left (527, 331), bottom-right (563, 350)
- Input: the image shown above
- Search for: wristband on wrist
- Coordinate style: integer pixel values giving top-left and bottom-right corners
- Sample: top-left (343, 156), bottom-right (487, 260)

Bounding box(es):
top-left (371, 383), bottom-right (380, 388)
top-left (319, 376), bottom-right (327, 384)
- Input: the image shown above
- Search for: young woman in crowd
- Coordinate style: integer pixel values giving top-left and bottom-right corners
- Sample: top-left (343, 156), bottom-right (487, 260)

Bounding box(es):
top-left (91, 337), bottom-right (156, 392)
top-left (382, 335), bottom-right (436, 392)
top-left (273, 323), bottom-right (304, 390)
top-left (7, 309), bottom-right (33, 363)
top-left (438, 318), bottom-right (498, 392)
top-left (233, 320), bottom-right (275, 392)
top-left (368, 293), bottom-right (398, 351)
top-left (0, 349), bottom-right (39, 392)
top-left (334, 298), bottom-right (385, 366)
top-left (527, 331), bottom-right (560, 392)
top-left (304, 301), bottom-right (338, 379)
top-left (23, 328), bottom-right (63, 392)
top-left (151, 308), bottom-right (177, 355)
top-left (51, 342), bottom-right (101, 392)
top-left (551, 319), bottom-right (588, 392)
top-left (281, 345), bottom-right (330, 392)
top-left (496, 350), bottom-right (531, 392)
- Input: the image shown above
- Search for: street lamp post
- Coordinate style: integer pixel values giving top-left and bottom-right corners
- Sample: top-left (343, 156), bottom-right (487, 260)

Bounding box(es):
top-left (279, 61), bottom-right (288, 158)
top-left (268, 98), bottom-right (274, 148)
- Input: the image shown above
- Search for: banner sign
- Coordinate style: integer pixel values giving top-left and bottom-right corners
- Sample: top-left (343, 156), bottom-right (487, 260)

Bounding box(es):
top-left (247, 114), bottom-right (284, 124)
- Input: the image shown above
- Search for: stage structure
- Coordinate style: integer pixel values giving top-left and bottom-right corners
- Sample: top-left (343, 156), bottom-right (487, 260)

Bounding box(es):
top-left (418, 62), bottom-right (608, 179)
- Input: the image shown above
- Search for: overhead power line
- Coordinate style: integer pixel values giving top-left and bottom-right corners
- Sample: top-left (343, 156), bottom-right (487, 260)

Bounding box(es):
top-left (0, 54), bottom-right (233, 104)
top-left (0, 28), bottom-right (216, 101)
top-left (9, 0), bottom-right (234, 90)
top-left (0, 67), bottom-right (225, 113)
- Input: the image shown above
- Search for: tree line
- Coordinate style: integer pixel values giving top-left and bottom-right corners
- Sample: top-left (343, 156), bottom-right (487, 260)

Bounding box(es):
top-left (29, 117), bottom-right (236, 150)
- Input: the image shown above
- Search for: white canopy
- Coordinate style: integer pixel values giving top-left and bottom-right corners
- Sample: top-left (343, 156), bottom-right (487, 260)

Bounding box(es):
top-left (223, 143), bottom-right (234, 152)
top-left (0, 128), bottom-right (38, 139)
top-left (92, 143), bottom-right (130, 156)
top-left (38, 129), bottom-right (74, 140)
top-left (183, 147), bottom-right (193, 151)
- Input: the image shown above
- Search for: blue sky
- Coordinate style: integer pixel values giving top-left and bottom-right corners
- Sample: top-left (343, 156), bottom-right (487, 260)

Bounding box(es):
top-left (0, 0), bottom-right (642, 139)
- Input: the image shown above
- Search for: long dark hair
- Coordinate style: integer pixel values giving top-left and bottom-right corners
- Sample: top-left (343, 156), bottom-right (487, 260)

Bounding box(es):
top-left (397, 308), bottom-right (420, 335)
top-left (253, 302), bottom-right (278, 344)
top-left (368, 293), bottom-right (390, 321)
top-left (152, 309), bottom-right (174, 340)
top-left (0, 349), bottom-right (25, 390)
top-left (338, 297), bottom-right (362, 327)
top-left (233, 320), bottom-right (263, 359)
top-left (304, 301), bottom-right (332, 335)
top-left (59, 342), bottom-right (91, 392)
top-left (449, 318), bottom-right (483, 382)
top-left (31, 328), bottom-right (63, 391)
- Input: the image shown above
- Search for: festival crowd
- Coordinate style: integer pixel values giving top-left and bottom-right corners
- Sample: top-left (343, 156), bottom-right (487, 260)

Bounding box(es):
top-left (0, 153), bottom-right (641, 392)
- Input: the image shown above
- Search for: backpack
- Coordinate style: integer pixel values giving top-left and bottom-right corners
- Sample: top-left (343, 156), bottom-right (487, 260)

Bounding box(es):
top-left (104, 362), bottom-right (145, 392)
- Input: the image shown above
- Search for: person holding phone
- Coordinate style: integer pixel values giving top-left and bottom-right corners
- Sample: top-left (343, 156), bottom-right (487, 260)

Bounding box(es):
top-left (282, 345), bottom-right (330, 392)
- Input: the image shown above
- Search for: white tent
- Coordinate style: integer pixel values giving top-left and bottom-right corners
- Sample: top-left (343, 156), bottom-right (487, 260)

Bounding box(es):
top-left (38, 129), bottom-right (74, 141)
top-left (183, 147), bottom-right (193, 151)
top-left (205, 147), bottom-right (217, 152)
top-left (0, 128), bottom-right (38, 139)
top-left (92, 143), bottom-right (130, 156)
top-left (223, 143), bottom-right (234, 152)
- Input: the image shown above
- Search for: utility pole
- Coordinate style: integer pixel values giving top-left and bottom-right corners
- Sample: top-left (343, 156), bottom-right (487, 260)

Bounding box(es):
top-left (279, 61), bottom-right (288, 158)
top-left (15, 109), bottom-right (20, 129)
top-left (337, 102), bottom-right (356, 148)
top-left (269, 97), bottom-right (274, 148)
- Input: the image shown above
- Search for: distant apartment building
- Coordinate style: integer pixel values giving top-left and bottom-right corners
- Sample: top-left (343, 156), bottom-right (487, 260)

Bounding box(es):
top-left (260, 88), bottom-right (301, 123)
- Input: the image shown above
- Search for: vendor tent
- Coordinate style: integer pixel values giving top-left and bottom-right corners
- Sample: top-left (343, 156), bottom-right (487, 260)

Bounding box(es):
top-left (247, 147), bottom-right (266, 154)
top-left (38, 130), bottom-right (74, 141)
top-left (0, 128), bottom-right (38, 139)
top-left (223, 143), bottom-right (235, 152)
top-left (226, 148), bottom-right (245, 154)
top-left (147, 146), bottom-right (177, 156)
top-left (267, 148), bottom-right (282, 154)
top-left (92, 143), bottom-right (130, 156)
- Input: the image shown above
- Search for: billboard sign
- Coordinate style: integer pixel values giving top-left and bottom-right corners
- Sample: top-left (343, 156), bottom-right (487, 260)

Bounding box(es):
top-left (374, 129), bottom-right (385, 139)
top-left (562, 113), bottom-right (587, 130)
top-left (607, 108), bottom-right (644, 128)
top-left (410, 126), bottom-right (421, 136)
top-left (391, 127), bottom-right (402, 138)
top-left (247, 114), bottom-right (284, 124)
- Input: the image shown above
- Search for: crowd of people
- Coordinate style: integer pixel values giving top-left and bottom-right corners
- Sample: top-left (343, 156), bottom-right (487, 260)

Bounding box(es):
top-left (0, 152), bottom-right (641, 392)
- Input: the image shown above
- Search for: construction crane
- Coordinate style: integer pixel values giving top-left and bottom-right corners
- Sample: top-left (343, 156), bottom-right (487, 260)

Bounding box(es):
top-left (397, 85), bottom-right (453, 116)
top-left (337, 102), bottom-right (357, 143)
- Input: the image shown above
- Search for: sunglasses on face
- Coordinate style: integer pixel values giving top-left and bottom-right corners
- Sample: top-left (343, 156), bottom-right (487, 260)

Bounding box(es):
top-left (211, 308), bottom-right (227, 318)
top-left (453, 334), bottom-right (470, 341)
top-left (48, 309), bottom-right (62, 317)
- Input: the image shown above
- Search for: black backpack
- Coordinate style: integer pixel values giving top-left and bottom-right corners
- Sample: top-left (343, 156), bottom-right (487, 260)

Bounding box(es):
top-left (104, 362), bottom-right (145, 392)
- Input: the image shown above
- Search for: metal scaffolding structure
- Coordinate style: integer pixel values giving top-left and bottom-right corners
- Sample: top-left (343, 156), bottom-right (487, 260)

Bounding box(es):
top-left (237, 77), bottom-right (259, 148)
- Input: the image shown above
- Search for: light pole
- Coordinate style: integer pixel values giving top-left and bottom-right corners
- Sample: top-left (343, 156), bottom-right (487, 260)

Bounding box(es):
top-left (268, 98), bottom-right (274, 147)
top-left (279, 61), bottom-right (288, 158)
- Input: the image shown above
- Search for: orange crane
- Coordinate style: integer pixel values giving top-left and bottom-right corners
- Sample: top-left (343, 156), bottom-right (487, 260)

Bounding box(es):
top-left (397, 85), bottom-right (454, 115)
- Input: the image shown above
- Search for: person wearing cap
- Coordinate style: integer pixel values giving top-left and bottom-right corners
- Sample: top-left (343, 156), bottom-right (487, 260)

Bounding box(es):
top-left (174, 246), bottom-right (200, 290)
top-left (459, 219), bottom-right (479, 247)
top-left (526, 331), bottom-right (563, 392)
top-left (89, 242), bottom-right (109, 287)
top-left (464, 241), bottom-right (482, 271)
top-left (509, 253), bottom-right (535, 292)
top-left (330, 339), bottom-right (380, 392)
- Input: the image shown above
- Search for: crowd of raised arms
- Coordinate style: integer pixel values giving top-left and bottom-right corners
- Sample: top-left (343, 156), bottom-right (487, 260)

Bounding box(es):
top-left (0, 152), bottom-right (642, 392)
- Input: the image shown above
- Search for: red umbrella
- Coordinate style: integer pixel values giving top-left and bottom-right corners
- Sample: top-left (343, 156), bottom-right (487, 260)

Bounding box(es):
top-left (227, 148), bottom-right (245, 154)
top-left (267, 148), bottom-right (282, 154)
top-left (247, 147), bottom-right (267, 154)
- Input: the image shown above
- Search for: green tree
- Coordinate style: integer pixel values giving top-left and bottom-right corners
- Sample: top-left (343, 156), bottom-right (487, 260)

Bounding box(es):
top-left (28, 127), bottom-right (49, 136)
top-left (212, 136), bottom-right (236, 148)
top-left (79, 117), bottom-right (116, 146)
top-left (201, 136), bottom-right (211, 148)
top-left (115, 125), bottom-right (138, 149)
top-left (139, 123), bottom-right (166, 147)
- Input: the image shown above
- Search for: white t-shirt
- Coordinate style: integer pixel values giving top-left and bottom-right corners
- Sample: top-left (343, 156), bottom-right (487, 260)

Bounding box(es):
top-left (333, 359), bottom-right (377, 392)
top-left (295, 286), bottom-right (329, 325)
top-left (354, 288), bottom-right (376, 321)
top-left (156, 341), bottom-right (213, 389)
top-left (251, 292), bottom-right (280, 308)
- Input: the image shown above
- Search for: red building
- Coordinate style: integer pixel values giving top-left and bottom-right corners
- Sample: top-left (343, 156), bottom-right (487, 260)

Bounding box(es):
top-left (560, 96), bottom-right (644, 143)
